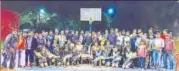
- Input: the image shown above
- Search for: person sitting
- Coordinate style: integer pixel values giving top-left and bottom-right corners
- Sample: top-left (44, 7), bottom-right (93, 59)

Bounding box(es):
top-left (122, 43), bottom-right (137, 69)
top-left (111, 47), bottom-right (122, 68)
top-left (104, 41), bottom-right (113, 67)
top-left (45, 41), bottom-right (55, 65)
top-left (93, 46), bottom-right (103, 67)
top-left (63, 42), bottom-right (76, 67)
top-left (34, 45), bottom-right (60, 67)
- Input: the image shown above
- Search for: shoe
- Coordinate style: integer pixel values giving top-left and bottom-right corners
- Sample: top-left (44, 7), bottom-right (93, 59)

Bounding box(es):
top-left (18, 65), bottom-right (22, 68)
top-left (25, 63), bottom-right (28, 67)
top-left (29, 63), bottom-right (33, 67)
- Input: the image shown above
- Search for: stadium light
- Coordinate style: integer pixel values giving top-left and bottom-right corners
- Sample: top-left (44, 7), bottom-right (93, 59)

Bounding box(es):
top-left (108, 8), bottom-right (114, 15)
top-left (106, 6), bottom-right (116, 18)
top-left (40, 9), bottom-right (45, 14)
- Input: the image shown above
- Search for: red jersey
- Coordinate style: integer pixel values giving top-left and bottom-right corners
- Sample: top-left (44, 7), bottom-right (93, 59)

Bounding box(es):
top-left (17, 36), bottom-right (26, 50)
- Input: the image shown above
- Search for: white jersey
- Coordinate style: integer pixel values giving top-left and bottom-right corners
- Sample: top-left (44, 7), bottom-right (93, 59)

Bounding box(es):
top-left (79, 35), bottom-right (83, 43)
top-left (135, 37), bottom-right (142, 47)
top-left (124, 36), bottom-right (131, 46)
top-left (76, 45), bottom-right (83, 51)
top-left (98, 35), bottom-right (102, 41)
top-left (59, 35), bottom-right (66, 42)
top-left (153, 38), bottom-right (164, 49)
top-left (116, 35), bottom-right (124, 46)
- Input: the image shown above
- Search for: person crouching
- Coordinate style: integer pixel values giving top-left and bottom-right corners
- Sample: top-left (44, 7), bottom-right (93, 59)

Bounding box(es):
top-left (35, 45), bottom-right (60, 67)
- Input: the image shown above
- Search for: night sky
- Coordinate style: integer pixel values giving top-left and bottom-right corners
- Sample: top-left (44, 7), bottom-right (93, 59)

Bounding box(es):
top-left (1, 1), bottom-right (176, 32)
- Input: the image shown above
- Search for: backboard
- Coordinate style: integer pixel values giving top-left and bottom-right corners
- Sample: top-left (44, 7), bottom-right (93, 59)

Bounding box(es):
top-left (80, 8), bottom-right (102, 22)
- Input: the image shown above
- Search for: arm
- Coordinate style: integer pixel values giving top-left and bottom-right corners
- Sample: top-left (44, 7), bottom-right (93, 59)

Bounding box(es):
top-left (4, 34), bottom-right (12, 49)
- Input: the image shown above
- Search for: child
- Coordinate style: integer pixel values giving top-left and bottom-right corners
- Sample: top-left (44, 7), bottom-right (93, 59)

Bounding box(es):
top-left (112, 47), bottom-right (121, 68)
top-left (152, 32), bottom-right (164, 69)
top-left (122, 43), bottom-right (137, 69)
top-left (145, 35), bottom-right (154, 69)
top-left (104, 41), bottom-right (113, 67)
top-left (93, 45), bottom-right (102, 67)
top-left (137, 39), bottom-right (147, 71)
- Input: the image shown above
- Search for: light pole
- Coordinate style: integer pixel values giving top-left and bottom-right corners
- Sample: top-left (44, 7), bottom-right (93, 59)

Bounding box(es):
top-left (105, 6), bottom-right (116, 29)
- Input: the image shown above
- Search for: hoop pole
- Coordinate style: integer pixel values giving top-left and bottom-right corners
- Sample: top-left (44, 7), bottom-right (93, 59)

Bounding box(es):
top-left (89, 21), bottom-right (93, 33)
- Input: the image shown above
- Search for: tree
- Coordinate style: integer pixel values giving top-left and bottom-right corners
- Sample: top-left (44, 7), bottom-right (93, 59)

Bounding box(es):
top-left (20, 9), bottom-right (58, 30)
top-left (20, 9), bottom-right (37, 27)
top-left (67, 19), bottom-right (81, 30)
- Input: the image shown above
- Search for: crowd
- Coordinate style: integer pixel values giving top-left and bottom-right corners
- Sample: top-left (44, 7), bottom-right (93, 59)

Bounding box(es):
top-left (1, 27), bottom-right (179, 71)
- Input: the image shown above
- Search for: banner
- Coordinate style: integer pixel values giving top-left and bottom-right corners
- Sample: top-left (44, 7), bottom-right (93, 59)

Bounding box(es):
top-left (1, 9), bottom-right (20, 40)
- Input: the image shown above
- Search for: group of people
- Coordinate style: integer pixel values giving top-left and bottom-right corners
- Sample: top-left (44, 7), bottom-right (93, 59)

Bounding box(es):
top-left (1, 27), bottom-right (179, 71)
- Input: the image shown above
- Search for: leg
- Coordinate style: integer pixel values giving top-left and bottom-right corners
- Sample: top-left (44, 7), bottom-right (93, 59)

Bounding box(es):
top-left (145, 55), bottom-right (149, 69)
top-left (25, 49), bottom-right (30, 66)
top-left (153, 50), bottom-right (158, 67)
top-left (163, 51), bottom-right (168, 69)
top-left (141, 57), bottom-right (145, 69)
top-left (168, 52), bottom-right (175, 69)
top-left (29, 50), bottom-right (34, 66)
top-left (18, 50), bottom-right (22, 67)
top-left (9, 49), bottom-right (16, 69)
top-left (2, 52), bottom-right (10, 68)
top-left (138, 57), bottom-right (141, 69)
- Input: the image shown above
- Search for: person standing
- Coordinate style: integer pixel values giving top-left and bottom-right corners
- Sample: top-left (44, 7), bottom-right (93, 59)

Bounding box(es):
top-left (145, 35), bottom-right (155, 69)
top-left (2, 30), bottom-right (18, 69)
top-left (16, 32), bottom-right (26, 68)
top-left (107, 29), bottom-right (116, 45)
top-left (137, 39), bottom-right (147, 71)
top-left (152, 31), bottom-right (164, 69)
top-left (25, 31), bottom-right (38, 67)
top-left (130, 31), bottom-right (137, 52)
top-left (163, 34), bottom-right (176, 70)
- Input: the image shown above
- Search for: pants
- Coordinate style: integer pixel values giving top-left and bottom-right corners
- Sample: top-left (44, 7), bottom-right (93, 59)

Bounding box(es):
top-left (163, 51), bottom-right (176, 69)
top-left (105, 59), bottom-right (111, 66)
top-left (145, 51), bottom-right (153, 68)
top-left (17, 49), bottom-right (25, 67)
top-left (25, 49), bottom-right (34, 64)
top-left (2, 48), bottom-right (16, 69)
top-left (138, 57), bottom-right (145, 69)
top-left (112, 57), bottom-right (121, 67)
top-left (176, 53), bottom-right (179, 71)
top-left (152, 49), bottom-right (161, 67)
top-left (122, 58), bottom-right (133, 68)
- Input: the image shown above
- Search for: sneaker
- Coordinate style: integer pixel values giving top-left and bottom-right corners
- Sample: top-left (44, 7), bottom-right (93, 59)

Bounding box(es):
top-left (25, 63), bottom-right (28, 67)
top-left (29, 63), bottom-right (33, 67)
top-left (18, 65), bottom-right (22, 68)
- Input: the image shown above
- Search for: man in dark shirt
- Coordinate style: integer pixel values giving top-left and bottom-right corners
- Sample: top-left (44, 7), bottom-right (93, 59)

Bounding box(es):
top-left (25, 31), bottom-right (38, 67)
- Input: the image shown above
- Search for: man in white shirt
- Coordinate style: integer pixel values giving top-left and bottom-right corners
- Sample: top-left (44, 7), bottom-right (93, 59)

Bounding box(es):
top-left (116, 31), bottom-right (124, 47)
top-left (152, 32), bottom-right (164, 69)
top-left (124, 31), bottom-right (131, 47)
